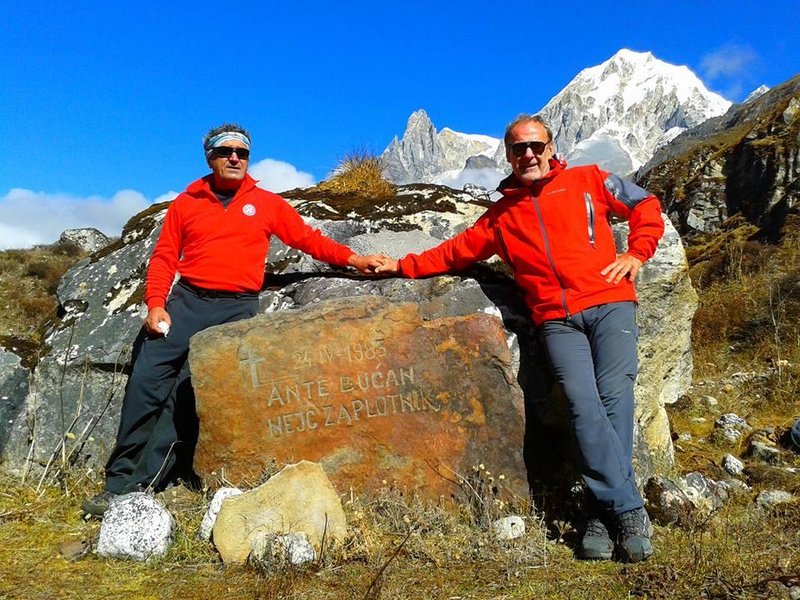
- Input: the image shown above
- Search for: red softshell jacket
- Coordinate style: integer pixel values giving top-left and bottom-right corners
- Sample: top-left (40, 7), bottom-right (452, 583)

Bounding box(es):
top-left (145, 174), bottom-right (354, 310)
top-left (397, 160), bottom-right (665, 325)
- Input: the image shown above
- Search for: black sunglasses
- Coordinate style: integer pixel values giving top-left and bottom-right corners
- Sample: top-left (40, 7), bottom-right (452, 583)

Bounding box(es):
top-left (213, 146), bottom-right (250, 159)
top-left (510, 140), bottom-right (548, 157)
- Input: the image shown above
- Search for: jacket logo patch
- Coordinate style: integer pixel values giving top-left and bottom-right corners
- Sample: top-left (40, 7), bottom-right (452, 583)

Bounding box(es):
top-left (242, 204), bottom-right (256, 217)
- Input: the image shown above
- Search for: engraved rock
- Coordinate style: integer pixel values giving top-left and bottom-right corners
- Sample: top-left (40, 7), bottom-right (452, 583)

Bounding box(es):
top-left (190, 295), bottom-right (527, 499)
top-left (211, 461), bottom-right (345, 564)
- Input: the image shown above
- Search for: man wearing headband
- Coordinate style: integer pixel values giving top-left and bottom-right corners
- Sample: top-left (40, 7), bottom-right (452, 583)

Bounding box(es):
top-left (376, 115), bottom-right (664, 563)
top-left (83, 123), bottom-right (386, 516)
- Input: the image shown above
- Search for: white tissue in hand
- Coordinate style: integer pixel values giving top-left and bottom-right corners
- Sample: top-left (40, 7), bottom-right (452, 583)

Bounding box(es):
top-left (157, 321), bottom-right (170, 336)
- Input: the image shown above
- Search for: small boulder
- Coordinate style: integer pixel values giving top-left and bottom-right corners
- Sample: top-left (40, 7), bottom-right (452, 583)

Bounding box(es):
top-left (96, 493), bottom-right (175, 561)
top-left (212, 461), bottom-right (346, 564)
top-left (645, 472), bottom-right (728, 526)
top-left (491, 516), bottom-right (525, 541)
top-left (59, 228), bottom-right (111, 253)
top-left (644, 476), bottom-right (692, 526)
top-left (722, 454), bottom-right (745, 476)
top-left (748, 440), bottom-right (782, 464)
top-left (197, 487), bottom-right (243, 542)
top-left (714, 413), bottom-right (751, 442)
top-left (756, 490), bottom-right (794, 511)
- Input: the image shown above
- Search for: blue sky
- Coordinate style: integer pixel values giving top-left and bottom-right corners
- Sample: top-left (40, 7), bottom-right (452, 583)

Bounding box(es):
top-left (1, 0), bottom-right (798, 248)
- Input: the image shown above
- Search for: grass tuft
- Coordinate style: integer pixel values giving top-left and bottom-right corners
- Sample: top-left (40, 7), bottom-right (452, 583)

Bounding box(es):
top-left (316, 150), bottom-right (396, 199)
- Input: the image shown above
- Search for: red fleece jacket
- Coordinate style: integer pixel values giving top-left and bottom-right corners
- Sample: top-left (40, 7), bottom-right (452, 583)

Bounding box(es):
top-left (145, 174), bottom-right (354, 310)
top-left (398, 161), bottom-right (665, 325)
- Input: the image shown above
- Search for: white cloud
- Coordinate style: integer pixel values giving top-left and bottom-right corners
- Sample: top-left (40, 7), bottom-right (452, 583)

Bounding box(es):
top-left (249, 158), bottom-right (316, 193)
top-left (701, 45), bottom-right (758, 80)
top-left (0, 188), bottom-right (153, 250)
top-left (700, 44), bottom-right (759, 100)
top-left (435, 168), bottom-right (506, 193)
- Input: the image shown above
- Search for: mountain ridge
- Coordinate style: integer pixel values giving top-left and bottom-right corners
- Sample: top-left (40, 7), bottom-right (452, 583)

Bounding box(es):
top-left (381, 49), bottom-right (731, 187)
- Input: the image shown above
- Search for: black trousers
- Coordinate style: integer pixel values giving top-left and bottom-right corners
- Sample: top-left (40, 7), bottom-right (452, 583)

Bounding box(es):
top-left (104, 282), bottom-right (258, 494)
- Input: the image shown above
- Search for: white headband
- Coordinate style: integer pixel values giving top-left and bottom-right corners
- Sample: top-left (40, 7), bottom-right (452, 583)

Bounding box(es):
top-left (204, 131), bottom-right (251, 156)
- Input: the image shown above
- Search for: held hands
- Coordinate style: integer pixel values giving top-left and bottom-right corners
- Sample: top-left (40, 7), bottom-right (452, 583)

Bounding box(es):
top-left (145, 307), bottom-right (171, 336)
top-left (374, 258), bottom-right (399, 274)
top-left (601, 253), bottom-right (643, 284)
top-left (348, 253), bottom-right (400, 275)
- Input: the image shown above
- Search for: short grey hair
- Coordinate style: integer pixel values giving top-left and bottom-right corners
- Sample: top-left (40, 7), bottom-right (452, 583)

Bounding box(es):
top-left (503, 114), bottom-right (553, 147)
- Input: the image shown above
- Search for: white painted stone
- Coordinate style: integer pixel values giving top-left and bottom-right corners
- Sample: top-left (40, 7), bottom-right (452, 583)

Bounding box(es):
top-left (491, 516), bottom-right (525, 540)
top-left (197, 487), bottom-right (243, 541)
top-left (97, 492), bottom-right (175, 561)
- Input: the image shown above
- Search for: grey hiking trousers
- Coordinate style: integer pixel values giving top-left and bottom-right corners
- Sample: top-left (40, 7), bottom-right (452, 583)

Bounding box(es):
top-left (539, 301), bottom-right (643, 515)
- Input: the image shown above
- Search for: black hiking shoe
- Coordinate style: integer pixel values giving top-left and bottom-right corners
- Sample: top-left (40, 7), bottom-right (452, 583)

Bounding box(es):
top-left (615, 507), bottom-right (654, 562)
top-left (81, 490), bottom-right (119, 517)
top-left (579, 517), bottom-right (614, 560)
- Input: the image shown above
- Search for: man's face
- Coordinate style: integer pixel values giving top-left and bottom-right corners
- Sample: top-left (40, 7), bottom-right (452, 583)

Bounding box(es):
top-left (207, 141), bottom-right (250, 187)
top-left (505, 121), bottom-right (554, 185)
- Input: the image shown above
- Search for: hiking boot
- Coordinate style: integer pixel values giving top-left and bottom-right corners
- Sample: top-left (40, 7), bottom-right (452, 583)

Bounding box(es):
top-left (579, 517), bottom-right (614, 560)
top-left (81, 490), bottom-right (118, 517)
top-left (615, 507), bottom-right (654, 562)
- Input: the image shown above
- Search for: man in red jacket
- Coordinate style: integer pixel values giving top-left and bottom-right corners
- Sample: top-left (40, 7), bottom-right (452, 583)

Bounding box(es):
top-left (83, 123), bottom-right (385, 516)
top-left (376, 115), bottom-right (664, 562)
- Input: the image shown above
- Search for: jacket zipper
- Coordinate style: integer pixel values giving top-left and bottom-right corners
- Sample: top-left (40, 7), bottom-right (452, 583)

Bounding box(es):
top-left (532, 195), bottom-right (570, 319)
top-left (496, 228), bottom-right (516, 272)
top-left (584, 192), bottom-right (596, 248)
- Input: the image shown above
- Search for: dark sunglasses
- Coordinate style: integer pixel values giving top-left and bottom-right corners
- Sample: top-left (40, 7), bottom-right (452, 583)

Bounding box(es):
top-left (510, 140), bottom-right (548, 157)
top-left (213, 146), bottom-right (250, 159)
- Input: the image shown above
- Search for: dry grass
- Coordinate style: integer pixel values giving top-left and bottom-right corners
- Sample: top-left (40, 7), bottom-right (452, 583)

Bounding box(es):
top-left (316, 150), bottom-right (396, 200)
top-left (1, 469), bottom-right (798, 599)
top-left (0, 242), bottom-right (86, 344)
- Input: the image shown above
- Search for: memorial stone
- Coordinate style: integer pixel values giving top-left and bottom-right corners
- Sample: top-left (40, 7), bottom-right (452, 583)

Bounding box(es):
top-left (190, 295), bottom-right (527, 499)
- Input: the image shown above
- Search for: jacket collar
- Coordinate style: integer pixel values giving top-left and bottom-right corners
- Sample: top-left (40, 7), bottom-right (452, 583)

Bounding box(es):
top-left (185, 173), bottom-right (258, 201)
top-left (496, 158), bottom-right (566, 197)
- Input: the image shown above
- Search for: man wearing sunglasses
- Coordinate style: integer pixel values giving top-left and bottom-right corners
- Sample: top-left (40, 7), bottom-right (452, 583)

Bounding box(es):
top-left (376, 114), bottom-right (664, 562)
top-left (83, 123), bottom-right (386, 517)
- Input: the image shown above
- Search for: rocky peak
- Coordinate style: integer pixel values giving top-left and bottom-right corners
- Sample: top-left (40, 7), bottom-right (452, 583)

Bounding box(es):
top-left (380, 109), bottom-right (448, 184)
top-left (636, 73), bottom-right (800, 237)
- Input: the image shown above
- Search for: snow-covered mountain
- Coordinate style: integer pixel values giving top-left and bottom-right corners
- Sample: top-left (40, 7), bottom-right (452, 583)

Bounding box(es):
top-left (381, 49), bottom-right (732, 186)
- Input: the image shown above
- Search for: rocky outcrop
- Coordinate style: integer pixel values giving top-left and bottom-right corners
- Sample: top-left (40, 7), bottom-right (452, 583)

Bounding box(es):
top-left (1, 204), bottom-right (167, 475)
top-left (0, 182), bottom-right (695, 501)
top-left (0, 348), bottom-right (28, 462)
top-left (637, 74), bottom-right (800, 237)
top-left (59, 228), bottom-right (112, 253)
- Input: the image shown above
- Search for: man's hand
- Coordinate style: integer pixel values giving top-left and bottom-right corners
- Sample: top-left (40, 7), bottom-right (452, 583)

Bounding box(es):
top-left (374, 258), bottom-right (399, 274)
top-left (348, 253), bottom-right (391, 274)
top-left (601, 253), bottom-right (643, 284)
top-left (145, 307), bottom-right (171, 335)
